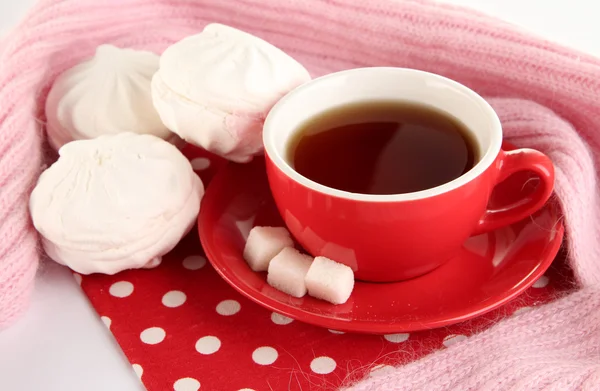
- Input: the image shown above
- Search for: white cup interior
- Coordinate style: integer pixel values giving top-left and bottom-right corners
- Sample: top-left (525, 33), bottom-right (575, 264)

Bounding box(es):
top-left (263, 67), bottom-right (502, 202)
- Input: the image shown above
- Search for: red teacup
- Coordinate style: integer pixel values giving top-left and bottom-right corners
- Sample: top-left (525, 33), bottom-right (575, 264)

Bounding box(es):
top-left (262, 67), bottom-right (554, 282)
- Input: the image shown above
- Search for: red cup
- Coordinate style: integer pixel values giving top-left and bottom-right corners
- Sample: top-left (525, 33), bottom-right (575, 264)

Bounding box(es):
top-left (263, 67), bottom-right (554, 282)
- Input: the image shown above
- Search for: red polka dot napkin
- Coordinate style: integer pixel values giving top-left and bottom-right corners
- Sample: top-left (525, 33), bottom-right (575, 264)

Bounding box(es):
top-left (77, 146), bottom-right (571, 391)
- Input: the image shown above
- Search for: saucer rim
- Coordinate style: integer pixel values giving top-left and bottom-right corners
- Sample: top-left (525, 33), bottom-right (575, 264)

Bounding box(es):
top-left (199, 162), bottom-right (564, 334)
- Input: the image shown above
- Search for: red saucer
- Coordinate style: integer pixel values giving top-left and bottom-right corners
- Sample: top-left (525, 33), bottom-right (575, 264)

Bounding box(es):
top-left (198, 156), bottom-right (564, 334)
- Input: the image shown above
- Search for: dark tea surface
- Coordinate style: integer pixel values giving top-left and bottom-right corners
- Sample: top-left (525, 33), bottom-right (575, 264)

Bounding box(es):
top-left (288, 101), bottom-right (478, 195)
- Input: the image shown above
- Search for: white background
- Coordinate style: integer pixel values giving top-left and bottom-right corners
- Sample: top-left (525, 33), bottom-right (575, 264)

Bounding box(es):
top-left (0, 0), bottom-right (597, 390)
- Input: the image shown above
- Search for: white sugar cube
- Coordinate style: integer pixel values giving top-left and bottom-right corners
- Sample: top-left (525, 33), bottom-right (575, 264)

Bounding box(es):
top-left (267, 247), bottom-right (313, 297)
top-left (243, 226), bottom-right (294, 272)
top-left (305, 256), bottom-right (355, 304)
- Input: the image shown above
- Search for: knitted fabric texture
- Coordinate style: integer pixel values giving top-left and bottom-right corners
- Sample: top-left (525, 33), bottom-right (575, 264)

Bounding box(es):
top-left (1, 0), bottom-right (599, 389)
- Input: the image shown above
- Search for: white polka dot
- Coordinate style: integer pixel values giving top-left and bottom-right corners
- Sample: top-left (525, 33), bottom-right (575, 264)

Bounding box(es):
top-left (109, 281), bottom-right (134, 298)
top-left (162, 291), bottom-right (187, 308)
top-left (191, 157), bottom-right (211, 170)
top-left (73, 273), bottom-right (82, 285)
top-left (532, 275), bottom-right (549, 288)
top-left (443, 334), bottom-right (467, 347)
top-left (514, 306), bottom-right (533, 316)
top-left (216, 300), bottom-right (241, 316)
top-left (195, 336), bottom-right (221, 355)
top-left (100, 316), bottom-right (111, 329)
top-left (140, 327), bottom-right (166, 345)
top-left (271, 312), bottom-right (293, 325)
top-left (183, 255), bottom-right (206, 270)
top-left (132, 364), bottom-right (143, 379)
top-left (328, 329), bottom-right (344, 334)
top-left (252, 346), bottom-right (278, 365)
top-left (173, 377), bottom-right (200, 391)
top-left (384, 333), bottom-right (409, 343)
top-left (310, 356), bottom-right (336, 374)
top-left (369, 364), bottom-right (394, 377)
top-left (238, 389), bottom-right (256, 391)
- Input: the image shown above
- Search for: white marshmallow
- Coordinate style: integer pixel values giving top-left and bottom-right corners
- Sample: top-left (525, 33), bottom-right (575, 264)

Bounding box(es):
top-left (45, 44), bottom-right (178, 150)
top-left (29, 132), bottom-right (203, 275)
top-left (305, 256), bottom-right (355, 305)
top-left (267, 247), bottom-right (312, 298)
top-left (243, 226), bottom-right (294, 272)
top-left (152, 23), bottom-right (311, 162)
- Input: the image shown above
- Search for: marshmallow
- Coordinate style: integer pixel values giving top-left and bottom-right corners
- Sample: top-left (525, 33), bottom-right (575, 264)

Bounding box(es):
top-left (243, 226), bottom-right (294, 272)
top-left (45, 44), bottom-right (177, 150)
top-left (267, 247), bottom-right (312, 297)
top-left (152, 23), bottom-right (311, 162)
top-left (29, 132), bottom-right (203, 275)
top-left (305, 256), bottom-right (355, 305)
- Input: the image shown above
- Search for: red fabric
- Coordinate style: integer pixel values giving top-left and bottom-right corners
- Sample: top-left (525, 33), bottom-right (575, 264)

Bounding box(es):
top-left (78, 146), bottom-right (570, 391)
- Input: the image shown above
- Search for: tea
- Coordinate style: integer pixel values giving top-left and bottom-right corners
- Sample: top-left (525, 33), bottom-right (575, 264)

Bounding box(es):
top-left (287, 100), bottom-right (478, 195)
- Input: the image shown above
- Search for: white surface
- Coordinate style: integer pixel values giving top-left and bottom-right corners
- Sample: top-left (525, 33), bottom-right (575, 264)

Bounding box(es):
top-left (0, 0), bottom-right (597, 390)
top-left (0, 262), bottom-right (145, 391)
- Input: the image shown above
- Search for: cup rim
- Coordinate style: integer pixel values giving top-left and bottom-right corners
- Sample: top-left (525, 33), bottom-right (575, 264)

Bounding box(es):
top-left (263, 67), bottom-right (502, 202)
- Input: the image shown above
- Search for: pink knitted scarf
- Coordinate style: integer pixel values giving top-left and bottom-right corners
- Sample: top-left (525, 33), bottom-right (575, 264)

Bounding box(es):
top-left (1, 0), bottom-right (599, 389)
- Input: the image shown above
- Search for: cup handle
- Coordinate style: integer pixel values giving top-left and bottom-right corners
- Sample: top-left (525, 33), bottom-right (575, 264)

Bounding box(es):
top-left (473, 148), bottom-right (555, 235)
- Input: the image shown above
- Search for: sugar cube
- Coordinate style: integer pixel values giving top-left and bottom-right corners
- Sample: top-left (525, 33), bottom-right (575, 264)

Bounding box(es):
top-left (267, 247), bottom-right (313, 297)
top-left (243, 226), bottom-right (294, 271)
top-left (305, 256), bottom-right (355, 304)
